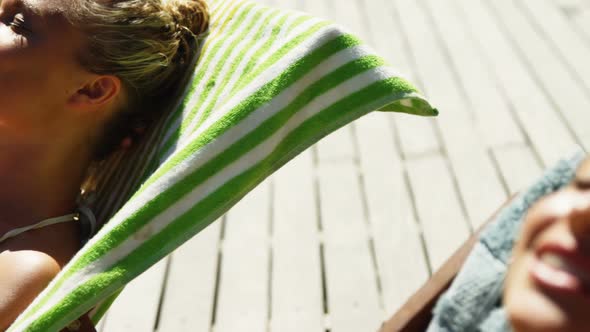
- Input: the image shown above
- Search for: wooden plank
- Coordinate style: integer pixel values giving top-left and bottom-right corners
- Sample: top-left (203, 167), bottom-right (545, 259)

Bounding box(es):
top-left (316, 160), bottom-right (382, 332)
top-left (492, 145), bottom-right (543, 195)
top-left (405, 155), bottom-right (471, 271)
top-left (316, 126), bottom-right (356, 163)
top-left (548, 0), bottom-right (588, 12)
top-left (455, 0), bottom-right (579, 167)
top-left (213, 181), bottom-right (271, 332)
top-left (520, 0), bottom-right (590, 95)
top-left (355, 113), bottom-right (430, 317)
top-left (101, 259), bottom-right (168, 332)
top-left (394, 0), bottom-right (507, 229)
top-left (423, 0), bottom-right (526, 149)
top-left (270, 151), bottom-right (324, 332)
top-left (380, 196), bottom-right (515, 332)
top-left (301, 0), bottom-right (331, 21)
top-left (322, 0), bottom-right (366, 39)
top-left (95, 314), bottom-right (107, 332)
top-left (572, 9), bottom-right (590, 42)
top-left (301, 0), bottom-right (360, 165)
top-left (157, 221), bottom-right (222, 332)
top-left (487, 0), bottom-right (590, 151)
top-left (361, 0), bottom-right (441, 158)
top-left (300, 0), bottom-right (440, 159)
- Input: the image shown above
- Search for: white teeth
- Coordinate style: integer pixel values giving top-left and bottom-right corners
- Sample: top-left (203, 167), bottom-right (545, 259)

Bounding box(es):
top-left (540, 252), bottom-right (590, 285)
top-left (541, 253), bottom-right (567, 270)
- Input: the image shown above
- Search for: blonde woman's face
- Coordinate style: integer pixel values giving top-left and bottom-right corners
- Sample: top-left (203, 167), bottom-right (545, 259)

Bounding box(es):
top-left (504, 159), bottom-right (590, 332)
top-left (0, 0), bottom-right (86, 145)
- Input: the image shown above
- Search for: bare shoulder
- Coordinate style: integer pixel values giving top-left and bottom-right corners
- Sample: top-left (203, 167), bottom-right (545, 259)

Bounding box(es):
top-left (0, 250), bottom-right (60, 281)
top-left (0, 250), bottom-right (61, 330)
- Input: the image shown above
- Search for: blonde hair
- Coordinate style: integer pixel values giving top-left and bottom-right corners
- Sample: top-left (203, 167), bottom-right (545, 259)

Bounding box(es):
top-left (63, 0), bottom-right (210, 158)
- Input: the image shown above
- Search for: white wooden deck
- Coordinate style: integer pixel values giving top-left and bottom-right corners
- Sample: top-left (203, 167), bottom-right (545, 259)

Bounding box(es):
top-left (97, 0), bottom-right (590, 331)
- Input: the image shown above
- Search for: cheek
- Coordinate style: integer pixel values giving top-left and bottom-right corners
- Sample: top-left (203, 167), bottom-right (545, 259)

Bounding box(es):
top-left (0, 72), bottom-right (60, 140)
top-left (504, 253), bottom-right (570, 332)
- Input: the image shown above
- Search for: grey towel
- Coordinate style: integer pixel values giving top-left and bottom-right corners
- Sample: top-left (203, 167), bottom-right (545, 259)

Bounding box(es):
top-left (427, 151), bottom-right (585, 332)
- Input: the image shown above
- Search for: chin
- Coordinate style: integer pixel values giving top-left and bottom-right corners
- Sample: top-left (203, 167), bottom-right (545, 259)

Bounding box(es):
top-left (505, 288), bottom-right (569, 332)
top-left (504, 267), bottom-right (589, 332)
top-left (505, 256), bottom-right (561, 331)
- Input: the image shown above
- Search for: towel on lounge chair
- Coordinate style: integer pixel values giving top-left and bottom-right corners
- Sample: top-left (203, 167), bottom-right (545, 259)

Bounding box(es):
top-left (427, 150), bottom-right (585, 332)
top-left (8, 0), bottom-right (436, 330)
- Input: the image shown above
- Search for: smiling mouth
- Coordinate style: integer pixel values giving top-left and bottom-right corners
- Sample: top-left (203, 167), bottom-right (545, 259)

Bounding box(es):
top-left (530, 247), bottom-right (590, 298)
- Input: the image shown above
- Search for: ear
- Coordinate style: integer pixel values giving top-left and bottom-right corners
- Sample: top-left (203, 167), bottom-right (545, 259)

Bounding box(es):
top-left (67, 75), bottom-right (122, 111)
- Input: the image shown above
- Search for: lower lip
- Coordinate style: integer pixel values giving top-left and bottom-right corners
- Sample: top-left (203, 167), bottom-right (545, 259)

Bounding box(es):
top-left (529, 256), bottom-right (590, 299)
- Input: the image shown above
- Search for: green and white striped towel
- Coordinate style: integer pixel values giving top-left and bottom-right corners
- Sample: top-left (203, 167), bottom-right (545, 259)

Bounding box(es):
top-left (9, 0), bottom-right (436, 330)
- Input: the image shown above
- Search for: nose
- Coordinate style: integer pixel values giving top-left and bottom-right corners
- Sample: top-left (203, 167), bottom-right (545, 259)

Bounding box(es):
top-left (574, 157), bottom-right (590, 189)
top-left (571, 157), bottom-right (590, 237)
top-left (569, 202), bottom-right (590, 239)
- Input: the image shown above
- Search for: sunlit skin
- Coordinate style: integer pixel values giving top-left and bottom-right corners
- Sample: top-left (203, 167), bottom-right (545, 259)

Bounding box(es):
top-left (2, 0), bottom-right (589, 330)
top-left (505, 158), bottom-right (590, 332)
top-left (0, 0), bottom-right (123, 233)
top-left (0, 0), bottom-right (123, 329)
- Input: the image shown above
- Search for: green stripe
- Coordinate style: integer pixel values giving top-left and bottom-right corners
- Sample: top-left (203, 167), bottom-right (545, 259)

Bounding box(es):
top-left (134, 0), bottom-right (251, 184)
top-left (242, 14), bottom-right (312, 86)
top-left (177, 5), bottom-right (268, 132)
top-left (156, 0), bottom-right (251, 149)
top-left (86, 37), bottom-right (367, 267)
top-left (88, 56), bottom-right (386, 264)
top-left (180, 7), bottom-right (279, 139)
top-left (14, 32), bottom-right (360, 324)
top-left (233, 15), bottom-right (325, 95)
top-left (152, 33), bottom-right (357, 193)
top-left (229, 12), bottom-right (291, 97)
top-left (89, 288), bottom-right (123, 325)
top-left (20, 77), bottom-right (419, 331)
top-left (157, 0), bottom-right (253, 147)
top-left (159, 19), bottom-right (332, 155)
top-left (161, 14), bottom-right (319, 153)
top-left (136, 1), bottom-right (252, 189)
top-left (190, 9), bottom-right (289, 130)
top-left (160, 1), bottom-right (259, 147)
top-left (18, 270), bottom-right (131, 331)
top-left (210, 0), bottom-right (237, 16)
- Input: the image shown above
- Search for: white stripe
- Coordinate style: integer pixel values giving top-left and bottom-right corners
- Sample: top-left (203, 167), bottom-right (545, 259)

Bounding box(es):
top-left (21, 68), bottom-right (408, 331)
top-left (16, 62), bottom-right (406, 328)
top-left (125, 46), bottom-right (368, 239)
top-left (204, 10), bottom-right (301, 113)
top-left (97, 35), bottom-right (203, 221)
top-left (160, 16), bottom-right (330, 160)
top-left (12, 23), bottom-right (346, 329)
top-left (114, 32), bottom-right (362, 237)
top-left (251, 11), bottom-right (311, 71)
top-left (178, 7), bottom-right (279, 141)
top-left (159, 2), bottom-right (265, 149)
top-left (157, 0), bottom-right (246, 137)
top-left (159, 11), bottom-right (319, 155)
top-left (93, 0), bottom-right (252, 223)
top-left (210, 0), bottom-right (232, 14)
top-left (281, 11), bottom-right (308, 38)
top-left (207, 10), bottom-right (293, 112)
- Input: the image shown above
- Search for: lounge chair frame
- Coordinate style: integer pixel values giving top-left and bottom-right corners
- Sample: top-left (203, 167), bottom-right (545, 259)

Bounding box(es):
top-left (379, 197), bottom-right (515, 332)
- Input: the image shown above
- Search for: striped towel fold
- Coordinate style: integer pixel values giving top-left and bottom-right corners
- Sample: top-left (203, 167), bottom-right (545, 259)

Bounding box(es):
top-left (9, 0), bottom-right (436, 330)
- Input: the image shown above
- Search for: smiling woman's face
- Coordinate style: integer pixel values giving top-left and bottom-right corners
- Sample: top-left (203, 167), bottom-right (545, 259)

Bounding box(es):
top-left (505, 160), bottom-right (590, 332)
top-left (0, 0), bottom-right (87, 144)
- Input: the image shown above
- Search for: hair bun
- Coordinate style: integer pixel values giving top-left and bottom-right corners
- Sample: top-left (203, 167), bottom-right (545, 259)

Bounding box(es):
top-left (164, 0), bottom-right (210, 38)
